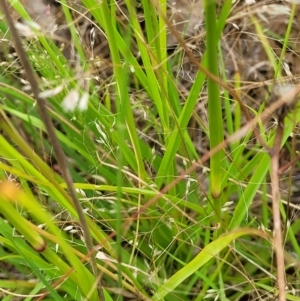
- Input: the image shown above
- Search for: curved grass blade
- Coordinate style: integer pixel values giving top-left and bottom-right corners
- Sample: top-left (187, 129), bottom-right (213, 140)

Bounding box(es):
top-left (152, 228), bottom-right (269, 301)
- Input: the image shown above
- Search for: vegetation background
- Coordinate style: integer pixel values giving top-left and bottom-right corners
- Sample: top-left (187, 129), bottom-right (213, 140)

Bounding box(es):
top-left (0, 0), bottom-right (300, 300)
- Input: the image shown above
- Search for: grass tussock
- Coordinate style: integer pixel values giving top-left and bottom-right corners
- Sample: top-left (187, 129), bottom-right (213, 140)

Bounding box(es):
top-left (0, 0), bottom-right (300, 300)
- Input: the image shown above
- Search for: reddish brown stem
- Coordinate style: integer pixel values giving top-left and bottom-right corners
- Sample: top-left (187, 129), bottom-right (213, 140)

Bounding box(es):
top-left (270, 118), bottom-right (286, 301)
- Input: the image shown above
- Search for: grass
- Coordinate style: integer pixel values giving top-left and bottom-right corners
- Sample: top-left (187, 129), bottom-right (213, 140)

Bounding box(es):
top-left (0, 0), bottom-right (300, 300)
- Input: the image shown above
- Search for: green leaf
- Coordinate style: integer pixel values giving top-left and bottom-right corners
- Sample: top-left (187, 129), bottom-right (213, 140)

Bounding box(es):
top-left (152, 228), bottom-right (268, 301)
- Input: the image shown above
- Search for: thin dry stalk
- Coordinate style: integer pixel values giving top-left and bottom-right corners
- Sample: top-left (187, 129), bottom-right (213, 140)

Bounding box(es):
top-left (270, 118), bottom-right (286, 301)
top-left (267, 83), bottom-right (300, 301)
